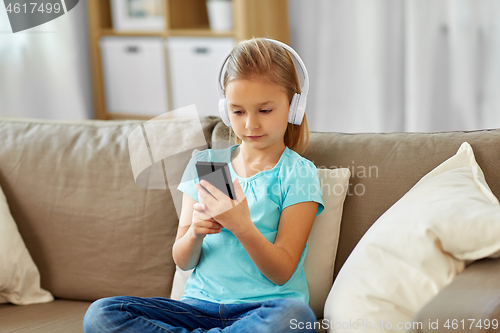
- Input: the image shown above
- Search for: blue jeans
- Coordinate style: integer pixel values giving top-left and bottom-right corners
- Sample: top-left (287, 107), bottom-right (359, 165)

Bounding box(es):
top-left (83, 296), bottom-right (316, 333)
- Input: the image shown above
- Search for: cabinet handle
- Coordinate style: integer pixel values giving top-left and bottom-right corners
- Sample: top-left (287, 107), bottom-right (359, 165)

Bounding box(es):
top-left (194, 47), bottom-right (209, 54)
top-left (126, 46), bottom-right (140, 53)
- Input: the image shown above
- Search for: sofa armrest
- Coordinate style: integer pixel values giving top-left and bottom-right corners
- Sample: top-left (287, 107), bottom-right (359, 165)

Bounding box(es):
top-left (408, 258), bottom-right (500, 333)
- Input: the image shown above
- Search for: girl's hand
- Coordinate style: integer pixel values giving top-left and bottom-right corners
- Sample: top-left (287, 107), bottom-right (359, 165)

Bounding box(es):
top-left (195, 178), bottom-right (252, 236)
top-left (189, 203), bottom-right (224, 239)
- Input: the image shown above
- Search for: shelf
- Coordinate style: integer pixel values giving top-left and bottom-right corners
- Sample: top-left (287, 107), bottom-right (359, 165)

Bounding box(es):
top-left (100, 29), bottom-right (166, 38)
top-left (168, 28), bottom-right (235, 38)
top-left (100, 28), bottom-right (235, 39)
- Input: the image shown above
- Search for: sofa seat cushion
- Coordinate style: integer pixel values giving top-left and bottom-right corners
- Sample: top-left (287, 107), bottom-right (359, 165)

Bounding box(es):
top-left (0, 299), bottom-right (90, 333)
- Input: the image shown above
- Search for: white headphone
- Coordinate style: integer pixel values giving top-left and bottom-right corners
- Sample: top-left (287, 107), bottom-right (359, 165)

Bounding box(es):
top-left (216, 38), bottom-right (309, 127)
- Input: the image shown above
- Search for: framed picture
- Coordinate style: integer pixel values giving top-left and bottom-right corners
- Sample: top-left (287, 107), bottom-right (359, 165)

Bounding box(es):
top-left (111, 0), bottom-right (164, 31)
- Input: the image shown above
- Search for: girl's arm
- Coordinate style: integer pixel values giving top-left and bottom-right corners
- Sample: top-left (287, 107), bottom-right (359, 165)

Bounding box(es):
top-left (234, 201), bottom-right (318, 285)
top-left (196, 179), bottom-right (317, 285)
top-left (172, 193), bottom-right (223, 271)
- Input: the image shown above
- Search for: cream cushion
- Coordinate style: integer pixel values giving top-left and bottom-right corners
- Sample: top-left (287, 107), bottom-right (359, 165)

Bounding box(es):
top-left (0, 184), bottom-right (53, 305)
top-left (324, 142), bottom-right (500, 332)
top-left (171, 168), bottom-right (351, 318)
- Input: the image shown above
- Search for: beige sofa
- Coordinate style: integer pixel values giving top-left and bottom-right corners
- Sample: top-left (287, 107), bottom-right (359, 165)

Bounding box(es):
top-left (0, 116), bottom-right (499, 333)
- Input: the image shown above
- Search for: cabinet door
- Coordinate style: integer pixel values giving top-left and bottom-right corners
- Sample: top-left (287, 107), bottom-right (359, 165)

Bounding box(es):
top-left (100, 37), bottom-right (169, 115)
top-left (166, 37), bottom-right (235, 117)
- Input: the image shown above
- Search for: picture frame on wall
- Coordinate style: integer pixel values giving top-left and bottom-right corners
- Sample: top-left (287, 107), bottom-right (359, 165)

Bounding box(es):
top-left (111, 0), bottom-right (164, 31)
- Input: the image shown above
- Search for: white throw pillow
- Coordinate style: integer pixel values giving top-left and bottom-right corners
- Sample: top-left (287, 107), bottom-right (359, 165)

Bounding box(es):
top-left (171, 168), bottom-right (351, 319)
top-left (324, 142), bottom-right (500, 333)
top-left (0, 184), bottom-right (53, 305)
top-left (304, 168), bottom-right (350, 317)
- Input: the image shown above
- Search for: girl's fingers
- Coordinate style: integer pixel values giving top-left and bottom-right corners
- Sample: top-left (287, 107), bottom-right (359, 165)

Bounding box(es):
top-left (233, 178), bottom-right (244, 202)
top-left (195, 182), bottom-right (217, 204)
top-left (195, 179), bottom-right (248, 225)
top-left (208, 221), bottom-right (223, 229)
top-left (193, 202), bottom-right (206, 212)
top-left (192, 209), bottom-right (223, 227)
top-left (192, 212), bottom-right (211, 224)
top-left (198, 180), bottom-right (223, 201)
top-left (197, 227), bottom-right (221, 235)
top-left (191, 221), bottom-right (224, 235)
top-left (194, 220), bottom-right (223, 228)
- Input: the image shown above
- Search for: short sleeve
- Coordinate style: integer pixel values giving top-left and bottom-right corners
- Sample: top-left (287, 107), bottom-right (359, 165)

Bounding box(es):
top-left (177, 150), bottom-right (206, 202)
top-left (281, 159), bottom-right (324, 216)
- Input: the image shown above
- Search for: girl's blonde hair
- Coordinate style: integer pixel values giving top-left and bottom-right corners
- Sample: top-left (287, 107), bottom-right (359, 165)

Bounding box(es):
top-left (223, 38), bottom-right (310, 155)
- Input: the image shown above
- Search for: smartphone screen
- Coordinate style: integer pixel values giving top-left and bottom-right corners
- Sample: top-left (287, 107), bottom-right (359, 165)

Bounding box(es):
top-left (195, 161), bottom-right (235, 200)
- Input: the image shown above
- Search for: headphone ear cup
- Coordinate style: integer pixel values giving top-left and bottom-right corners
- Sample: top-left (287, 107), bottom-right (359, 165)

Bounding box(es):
top-left (294, 95), bottom-right (306, 125)
top-left (288, 94), bottom-right (300, 124)
top-left (219, 98), bottom-right (231, 126)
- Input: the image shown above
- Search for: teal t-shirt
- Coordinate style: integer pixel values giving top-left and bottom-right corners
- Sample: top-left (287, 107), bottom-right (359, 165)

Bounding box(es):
top-left (177, 144), bottom-right (324, 304)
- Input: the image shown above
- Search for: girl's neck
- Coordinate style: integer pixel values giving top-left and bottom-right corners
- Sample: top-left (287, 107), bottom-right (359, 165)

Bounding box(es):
top-left (231, 142), bottom-right (286, 178)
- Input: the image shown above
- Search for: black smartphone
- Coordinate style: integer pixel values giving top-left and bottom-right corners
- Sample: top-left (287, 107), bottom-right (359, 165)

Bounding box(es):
top-left (195, 161), bottom-right (235, 200)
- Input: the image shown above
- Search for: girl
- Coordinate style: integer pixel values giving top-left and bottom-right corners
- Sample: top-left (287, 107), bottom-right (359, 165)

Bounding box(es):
top-left (83, 38), bottom-right (324, 333)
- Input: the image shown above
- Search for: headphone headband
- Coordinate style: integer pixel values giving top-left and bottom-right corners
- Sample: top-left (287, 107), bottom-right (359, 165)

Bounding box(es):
top-left (216, 38), bottom-right (309, 126)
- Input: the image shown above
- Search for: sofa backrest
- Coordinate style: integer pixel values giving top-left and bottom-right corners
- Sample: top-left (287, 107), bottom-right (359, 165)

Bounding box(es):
top-left (3, 116), bottom-right (499, 301)
top-left (304, 129), bottom-right (500, 279)
top-left (0, 117), bottom-right (219, 302)
top-left (212, 122), bottom-right (500, 280)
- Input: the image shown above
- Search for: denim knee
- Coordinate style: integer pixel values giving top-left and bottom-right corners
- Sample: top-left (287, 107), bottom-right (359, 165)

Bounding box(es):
top-left (265, 298), bottom-right (317, 333)
top-left (83, 297), bottom-right (125, 333)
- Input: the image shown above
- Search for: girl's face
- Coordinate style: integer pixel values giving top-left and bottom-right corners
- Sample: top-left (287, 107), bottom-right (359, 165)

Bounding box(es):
top-left (225, 78), bottom-right (289, 153)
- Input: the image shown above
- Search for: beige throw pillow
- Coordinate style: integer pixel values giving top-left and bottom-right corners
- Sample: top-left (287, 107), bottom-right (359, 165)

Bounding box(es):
top-left (324, 142), bottom-right (500, 332)
top-left (171, 168), bottom-right (351, 319)
top-left (0, 184), bottom-right (53, 305)
top-left (304, 168), bottom-right (350, 317)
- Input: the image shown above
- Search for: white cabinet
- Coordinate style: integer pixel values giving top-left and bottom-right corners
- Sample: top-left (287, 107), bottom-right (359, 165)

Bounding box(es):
top-left (88, 0), bottom-right (290, 120)
top-left (100, 37), bottom-right (169, 115)
top-left (166, 37), bottom-right (235, 118)
top-left (100, 36), bottom-right (234, 118)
